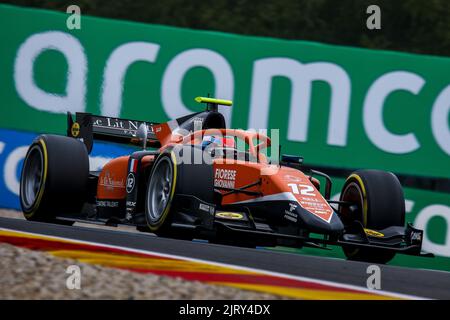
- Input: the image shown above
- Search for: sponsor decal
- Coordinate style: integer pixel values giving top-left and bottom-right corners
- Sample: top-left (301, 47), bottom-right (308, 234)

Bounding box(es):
top-left (126, 207), bottom-right (133, 216)
top-left (284, 212), bottom-right (298, 223)
top-left (284, 174), bottom-right (302, 182)
top-left (299, 198), bottom-right (321, 203)
top-left (71, 122), bottom-right (80, 137)
top-left (215, 212), bottom-right (244, 220)
top-left (214, 168), bottom-right (236, 189)
top-left (299, 202), bottom-right (334, 222)
top-left (193, 118), bottom-right (203, 130)
top-left (92, 117), bottom-right (154, 137)
top-left (288, 182), bottom-right (334, 223)
top-left (410, 230), bottom-right (422, 242)
top-left (283, 213), bottom-right (298, 223)
top-left (99, 171), bottom-right (125, 190)
top-left (288, 202), bottom-right (298, 212)
top-left (96, 200), bottom-right (119, 208)
top-left (126, 172), bottom-right (136, 193)
top-left (199, 203), bottom-right (214, 214)
top-left (364, 228), bottom-right (385, 238)
top-left (126, 201), bottom-right (136, 207)
top-left (284, 202), bottom-right (299, 223)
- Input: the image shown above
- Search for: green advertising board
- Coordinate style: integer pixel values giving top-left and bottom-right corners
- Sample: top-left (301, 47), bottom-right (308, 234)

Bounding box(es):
top-left (1, 4), bottom-right (450, 178)
top-left (0, 4), bottom-right (449, 270)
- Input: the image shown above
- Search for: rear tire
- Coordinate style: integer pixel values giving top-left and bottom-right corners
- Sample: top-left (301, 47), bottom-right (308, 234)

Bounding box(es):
top-left (339, 170), bottom-right (405, 264)
top-left (20, 135), bottom-right (89, 223)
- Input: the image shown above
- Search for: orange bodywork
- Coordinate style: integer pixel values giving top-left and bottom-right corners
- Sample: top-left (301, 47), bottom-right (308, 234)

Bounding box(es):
top-left (97, 156), bottom-right (129, 200)
top-left (213, 160), bottom-right (334, 223)
top-left (97, 155), bottom-right (156, 200)
top-left (171, 129), bottom-right (334, 223)
top-left (97, 128), bottom-right (332, 223)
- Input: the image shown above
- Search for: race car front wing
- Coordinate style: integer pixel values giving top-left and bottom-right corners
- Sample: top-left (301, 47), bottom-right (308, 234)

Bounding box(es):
top-left (168, 194), bottom-right (433, 258)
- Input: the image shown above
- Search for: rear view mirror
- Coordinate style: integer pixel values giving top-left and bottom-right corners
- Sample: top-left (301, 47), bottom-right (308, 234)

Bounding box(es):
top-left (137, 123), bottom-right (148, 150)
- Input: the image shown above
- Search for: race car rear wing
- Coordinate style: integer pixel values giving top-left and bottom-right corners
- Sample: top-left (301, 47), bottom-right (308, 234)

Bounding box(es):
top-left (67, 97), bottom-right (230, 154)
top-left (67, 112), bottom-right (160, 153)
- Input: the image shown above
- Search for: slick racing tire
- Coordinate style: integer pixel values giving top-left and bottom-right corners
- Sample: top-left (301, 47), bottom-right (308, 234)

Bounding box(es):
top-left (145, 152), bottom-right (178, 236)
top-left (339, 170), bottom-right (405, 264)
top-left (20, 135), bottom-right (89, 223)
top-left (145, 148), bottom-right (214, 241)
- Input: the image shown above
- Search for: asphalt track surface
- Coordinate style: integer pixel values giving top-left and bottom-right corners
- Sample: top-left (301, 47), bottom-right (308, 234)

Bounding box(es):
top-left (0, 216), bottom-right (449, 299)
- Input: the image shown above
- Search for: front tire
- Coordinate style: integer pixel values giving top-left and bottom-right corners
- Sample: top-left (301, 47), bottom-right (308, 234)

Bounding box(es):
top-left (145, 153), bottom-right (178, 234)
top-left (339, 170), bottom-right (405, 264)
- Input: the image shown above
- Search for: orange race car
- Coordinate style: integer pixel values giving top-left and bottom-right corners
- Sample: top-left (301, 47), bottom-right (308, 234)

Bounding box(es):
top-left (19, 97), bottom-right (430, 264)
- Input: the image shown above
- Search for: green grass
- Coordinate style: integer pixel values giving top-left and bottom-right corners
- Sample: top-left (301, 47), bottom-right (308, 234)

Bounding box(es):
top-left (264, 245), bottom-right (450, 273)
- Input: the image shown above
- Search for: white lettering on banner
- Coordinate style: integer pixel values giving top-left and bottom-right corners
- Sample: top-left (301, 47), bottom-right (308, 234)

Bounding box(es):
top-left (405, 199), bottom-right (415, 213)
top-left (161, 49), bottom-right (234, 127)
top-left (431, 84), bottom-right (450, 156)
top-left (248, 58), bottom-right (351, 146)
top-left (10, 33), bottom-right (450, 158)
top-left (414, 204), bottom-right (450, 258)
top-left (363, 71), bottom-right (424, 154)
top-left (0, 142), bottom-right (4, 154)
top-left (4, 146), bottom-right (27, 196)
top-left (101, 42), bottom-right (160, 117)
top-left (14, 31), bottom-right (86, 113)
